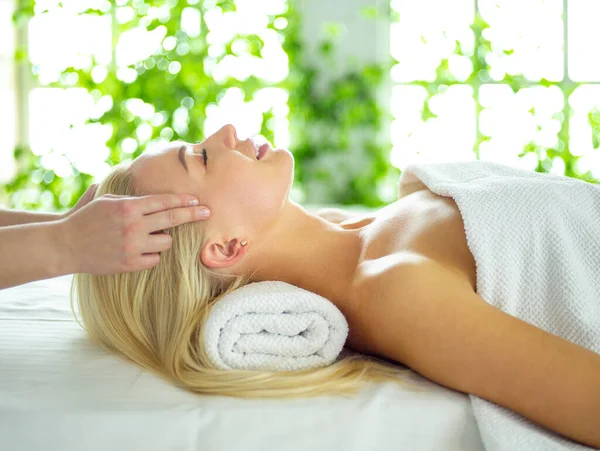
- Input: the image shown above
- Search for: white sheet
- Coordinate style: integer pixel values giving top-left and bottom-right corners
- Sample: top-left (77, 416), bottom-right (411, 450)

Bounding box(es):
top-left (0, 275), bottom-right (484, 451)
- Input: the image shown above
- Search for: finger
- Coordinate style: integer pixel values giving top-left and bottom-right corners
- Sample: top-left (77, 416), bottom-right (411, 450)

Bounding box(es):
top-left (136, 254), bottom-right (161, 271)
top-left (137, 193), bottom-right (202, 215)
top-left (143, 233), bottom-right (173, 253)
top-left (84, 184), bottom-right (98, 202)
top-left (144, 206), bottom-right (211, 233)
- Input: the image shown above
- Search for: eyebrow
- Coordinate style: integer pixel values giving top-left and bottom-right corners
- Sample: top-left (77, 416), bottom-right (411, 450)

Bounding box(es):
top-left (178, 145), bottom-right (188, 173)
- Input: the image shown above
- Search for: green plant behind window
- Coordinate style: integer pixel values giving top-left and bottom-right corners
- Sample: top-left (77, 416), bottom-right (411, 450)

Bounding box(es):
top-left (2, 0), bottom-right (397, 211)
top-left (3, 4), bottom-right (596, 211)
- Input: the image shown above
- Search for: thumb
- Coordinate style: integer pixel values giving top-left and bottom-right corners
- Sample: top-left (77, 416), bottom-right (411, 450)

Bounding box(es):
top-left (70, 184), bottom-right (99, 214)
top-left (87, 183), bottom-right (99, 199)
top-left (81, 183), bottom-right (99, 204)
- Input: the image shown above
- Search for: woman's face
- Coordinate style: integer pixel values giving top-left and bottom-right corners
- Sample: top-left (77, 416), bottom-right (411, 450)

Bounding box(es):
top-left (130, 124), bottom-right (295, 260)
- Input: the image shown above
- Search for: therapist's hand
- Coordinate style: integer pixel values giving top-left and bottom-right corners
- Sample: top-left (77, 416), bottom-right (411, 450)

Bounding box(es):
top-left (56, 193), bottom-right (210, 275)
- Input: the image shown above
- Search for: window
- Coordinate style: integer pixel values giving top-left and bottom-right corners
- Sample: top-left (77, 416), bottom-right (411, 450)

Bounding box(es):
top-left (20, 0), bottom-right (289, 189)
top-left (390, 0), bottom-right (600, 179)
top-left (5, 0), bottom-right (599, 206)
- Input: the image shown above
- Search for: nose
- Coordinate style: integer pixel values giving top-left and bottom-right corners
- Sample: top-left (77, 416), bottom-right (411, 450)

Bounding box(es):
top-left (222, 124), bottom-right (238, 147)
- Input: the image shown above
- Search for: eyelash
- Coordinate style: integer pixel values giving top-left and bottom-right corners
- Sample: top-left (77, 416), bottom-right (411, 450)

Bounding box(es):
top-left (194, 142), bottom-right (207, 166)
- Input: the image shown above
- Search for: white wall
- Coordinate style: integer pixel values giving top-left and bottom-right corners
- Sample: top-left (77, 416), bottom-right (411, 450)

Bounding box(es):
top-left (297, 0), bottom-right (391, 155)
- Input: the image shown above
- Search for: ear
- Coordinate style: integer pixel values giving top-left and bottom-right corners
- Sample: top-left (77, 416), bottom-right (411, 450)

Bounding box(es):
top-left (200, 238), bottom-right (248, 269)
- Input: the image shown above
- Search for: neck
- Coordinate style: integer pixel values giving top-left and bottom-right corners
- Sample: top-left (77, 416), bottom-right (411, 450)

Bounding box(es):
top-left (244, 201), bottom-right (366, 310)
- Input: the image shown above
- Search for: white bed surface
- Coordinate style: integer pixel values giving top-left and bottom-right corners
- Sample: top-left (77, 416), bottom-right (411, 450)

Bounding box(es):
top-left (0, 276), bottom-right (484, 451)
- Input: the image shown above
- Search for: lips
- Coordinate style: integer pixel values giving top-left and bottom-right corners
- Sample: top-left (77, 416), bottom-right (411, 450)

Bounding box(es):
top-left (257, 143), bottom-right (271, 160)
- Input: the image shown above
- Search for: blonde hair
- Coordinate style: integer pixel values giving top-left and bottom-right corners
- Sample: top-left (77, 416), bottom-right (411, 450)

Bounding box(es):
top-left (71, 160), bottom-right (419, 399)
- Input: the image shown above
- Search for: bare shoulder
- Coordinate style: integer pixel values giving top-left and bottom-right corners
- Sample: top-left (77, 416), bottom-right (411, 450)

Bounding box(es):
top-left (355, 257), bottom-right (498, 392)
top-left (351, 257), bottom-right (600, 447)
top-left (353, 256), bottom-right (542, 396)
top-left (350, 256), bottom-right (478, 376)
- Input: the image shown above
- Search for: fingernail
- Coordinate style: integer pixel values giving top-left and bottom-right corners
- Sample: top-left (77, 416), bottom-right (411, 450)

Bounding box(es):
top-left (189, 198), bottom-right (199, 206)
top-left (199, 208), bottom-right (210, 218)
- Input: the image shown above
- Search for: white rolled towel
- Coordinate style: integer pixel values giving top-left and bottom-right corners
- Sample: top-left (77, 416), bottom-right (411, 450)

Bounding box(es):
top-left (202, 281), bottom-right (349, 371)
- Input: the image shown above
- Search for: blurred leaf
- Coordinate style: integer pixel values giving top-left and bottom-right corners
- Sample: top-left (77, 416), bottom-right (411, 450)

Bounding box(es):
top-left (323, 22), bottom-right (343, 39)
top-left (318, 40), bottom-right (333, 57)
top-left (360, 5), bottom-right (379, 19)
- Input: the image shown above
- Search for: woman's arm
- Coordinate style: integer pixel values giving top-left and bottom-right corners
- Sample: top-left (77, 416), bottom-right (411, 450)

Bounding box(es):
top-left (0, 208), bottom-right (63, 227)
top-left (356, 258), bottom-right (600, 448)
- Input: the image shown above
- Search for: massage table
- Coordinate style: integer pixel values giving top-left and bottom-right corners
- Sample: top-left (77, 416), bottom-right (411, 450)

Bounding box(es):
top-left (0, 274), bottom-right (484, 450)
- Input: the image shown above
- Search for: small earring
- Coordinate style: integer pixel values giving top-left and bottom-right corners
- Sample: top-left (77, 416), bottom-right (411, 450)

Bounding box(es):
top-left (240, 240), bottom-right (247, 247)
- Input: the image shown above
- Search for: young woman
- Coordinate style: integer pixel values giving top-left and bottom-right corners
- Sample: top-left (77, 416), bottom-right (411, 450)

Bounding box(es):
top-left (72, 124), bottom-right (600, 448)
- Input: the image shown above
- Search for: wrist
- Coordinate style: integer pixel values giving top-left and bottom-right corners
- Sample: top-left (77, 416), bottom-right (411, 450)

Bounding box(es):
top-left (47, 217), bottom-right (79, 276)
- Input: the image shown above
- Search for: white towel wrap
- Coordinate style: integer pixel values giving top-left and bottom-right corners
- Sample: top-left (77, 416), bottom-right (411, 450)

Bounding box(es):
top-left (202, 281), bottom-right (349, 372)
top-left (399, 160), bottom-right (600, 451)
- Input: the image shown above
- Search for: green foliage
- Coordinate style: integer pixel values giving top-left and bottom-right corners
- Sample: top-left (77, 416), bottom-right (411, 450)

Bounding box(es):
top-left (2, 0), bottom-right (396, 210)
top-left (412, 13), bottom-right (600, 182)
top-left (470, 14), bottom-right (599, 180)
top-left (282, 4), bottom-right (397, 207)
top-left (589, 108), bottom-right (600, 150)
top-left (2, 5), bottom-right (598, 211)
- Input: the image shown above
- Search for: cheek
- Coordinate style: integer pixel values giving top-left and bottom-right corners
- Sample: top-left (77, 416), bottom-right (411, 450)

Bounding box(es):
top-left (229, 171), bottom-right (256, 205)
top-left (212, 171), bottom-right (258, 217)
top-left (227, 171), bottom-right (280, 218)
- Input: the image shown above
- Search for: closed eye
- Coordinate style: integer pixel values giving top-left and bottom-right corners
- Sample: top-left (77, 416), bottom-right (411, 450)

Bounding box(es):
top-left (202, 148), bottom-right (208, 166)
